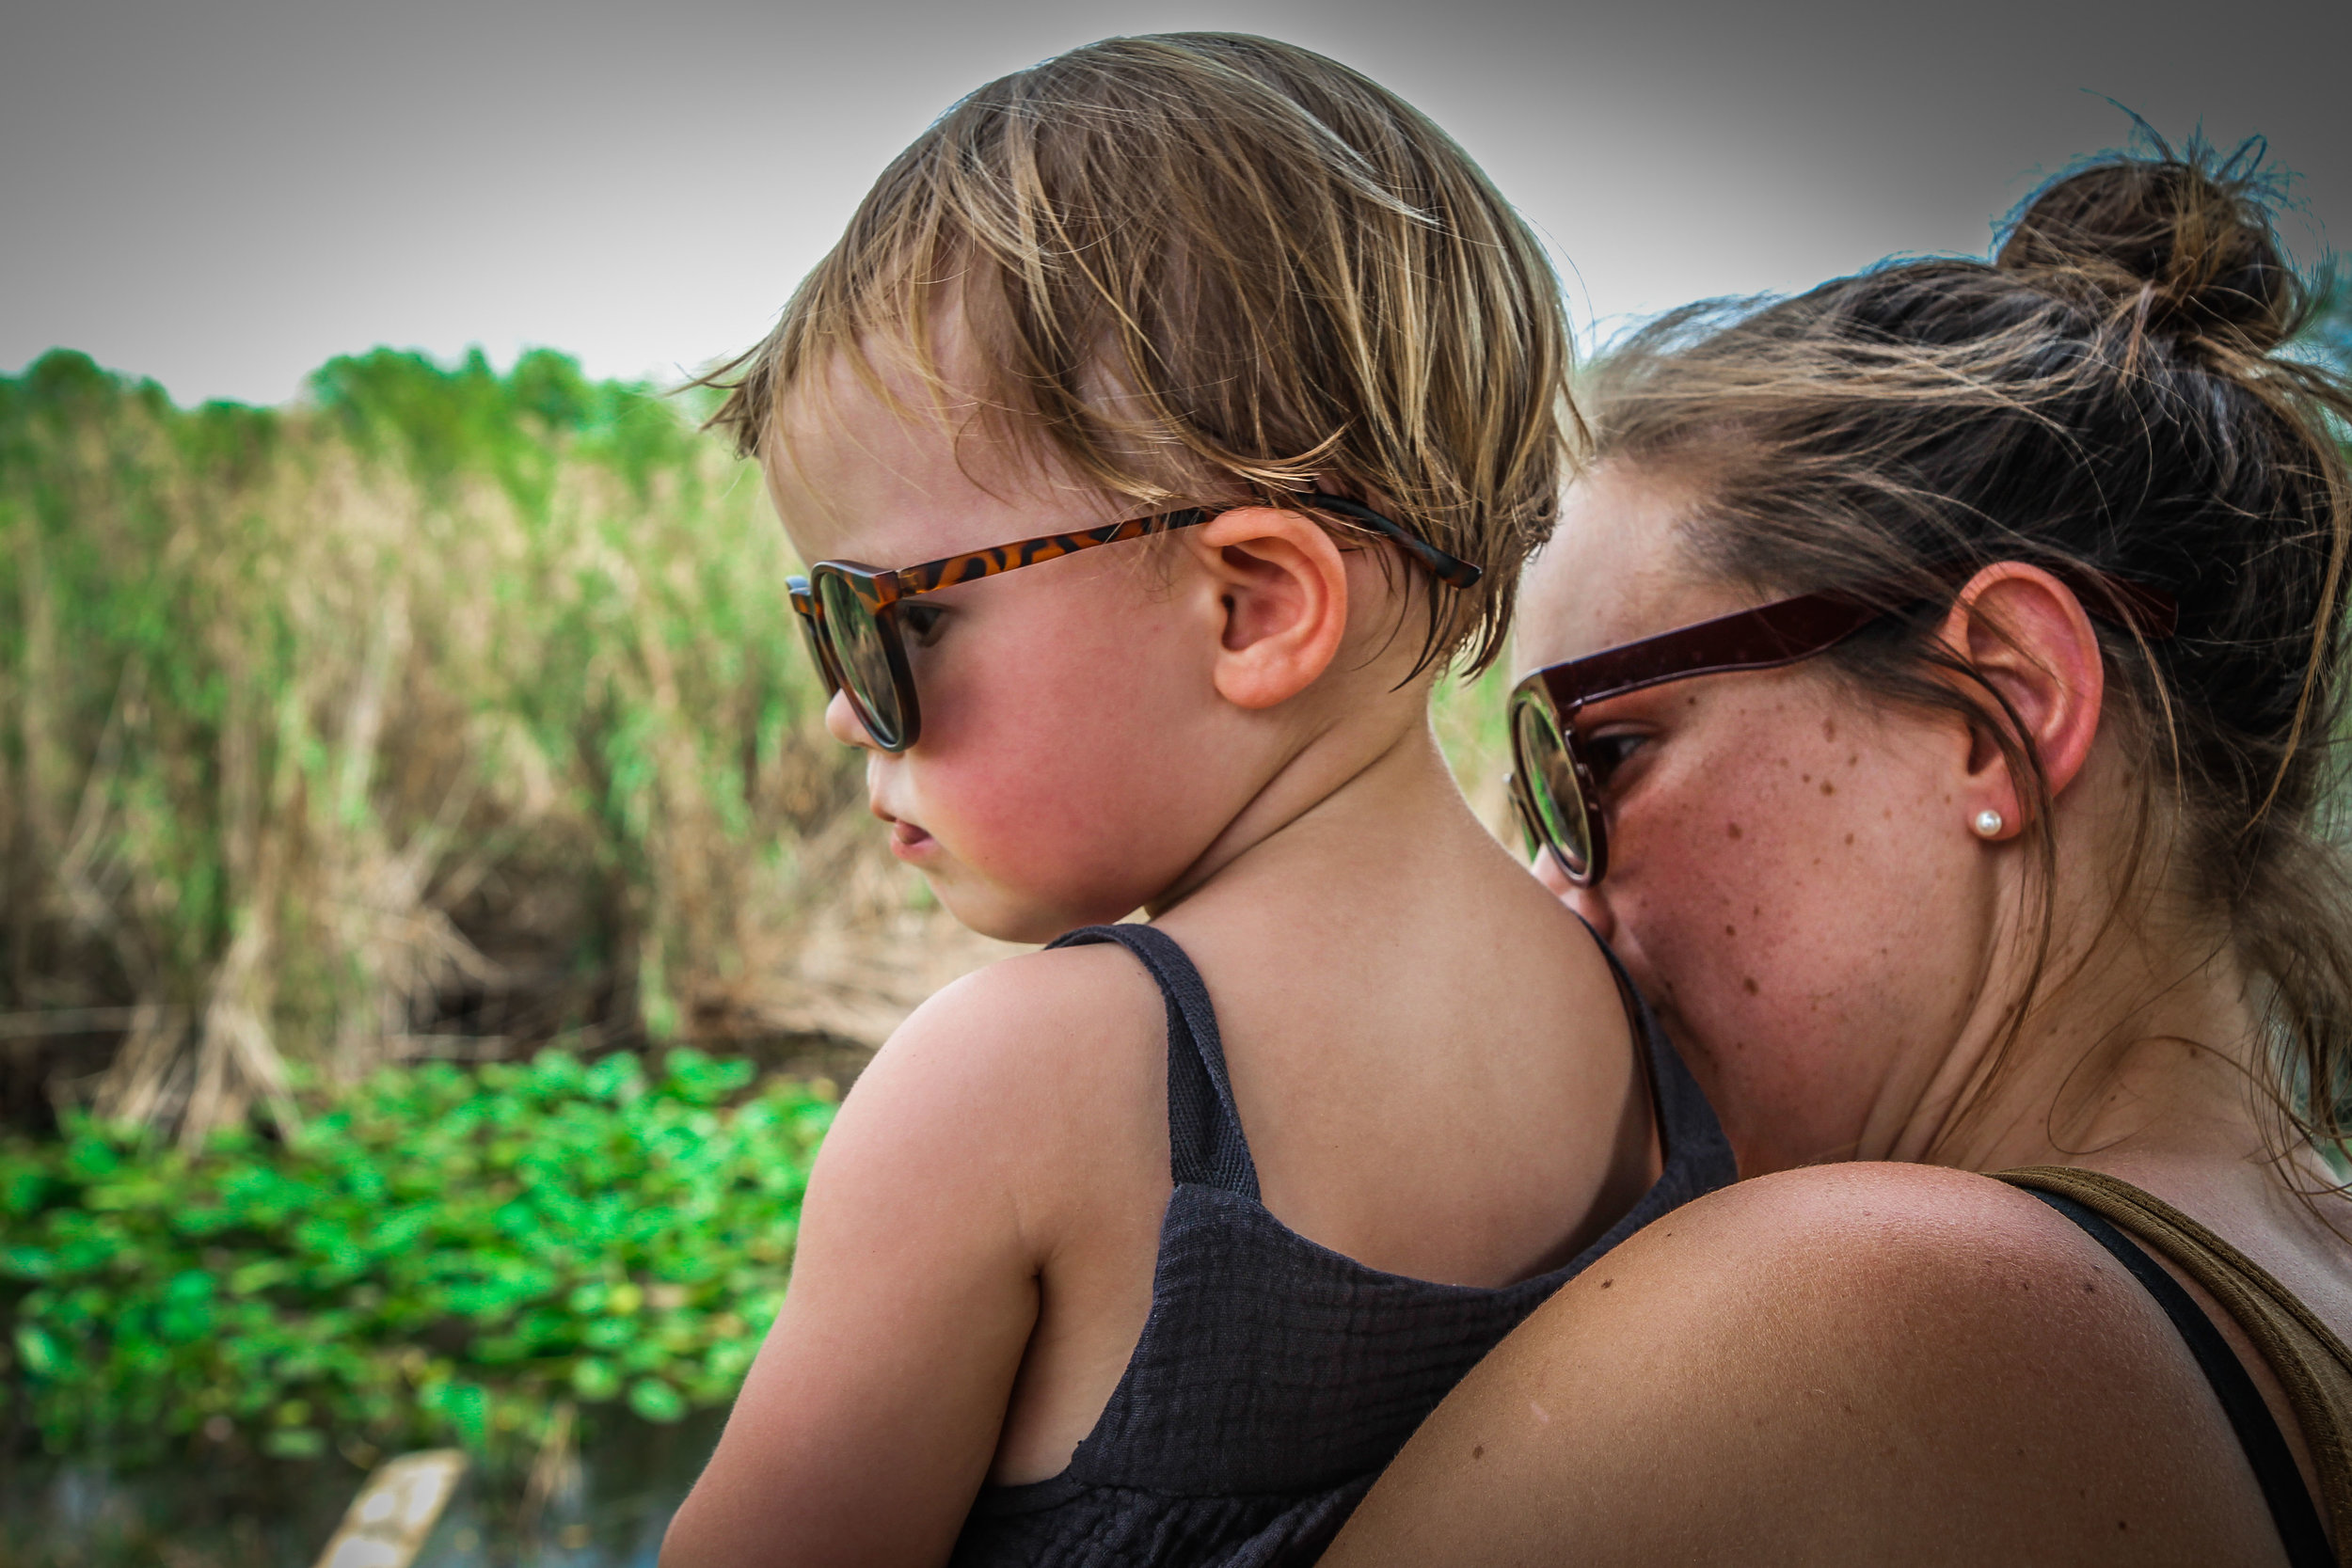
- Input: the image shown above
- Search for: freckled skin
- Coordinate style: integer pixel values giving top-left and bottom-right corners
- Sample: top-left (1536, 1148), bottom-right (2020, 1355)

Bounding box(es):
top-left (1319, 461), bottom-right (2352, 1567)
top-left (1516, 467), bottom-right (1991, 1171)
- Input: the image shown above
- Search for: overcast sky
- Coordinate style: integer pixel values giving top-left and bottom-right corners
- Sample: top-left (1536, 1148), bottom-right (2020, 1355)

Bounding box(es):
top-left (5, 0), bottom-right (2345, 406)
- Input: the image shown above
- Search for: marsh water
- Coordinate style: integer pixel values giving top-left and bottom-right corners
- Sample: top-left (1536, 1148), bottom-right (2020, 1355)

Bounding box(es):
top-left (0, 1410), bottom-right (727, 1568)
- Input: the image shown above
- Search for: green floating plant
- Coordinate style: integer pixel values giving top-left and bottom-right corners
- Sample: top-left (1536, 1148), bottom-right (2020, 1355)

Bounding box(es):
top-left (0, 1049), bottom-right (832, 1472)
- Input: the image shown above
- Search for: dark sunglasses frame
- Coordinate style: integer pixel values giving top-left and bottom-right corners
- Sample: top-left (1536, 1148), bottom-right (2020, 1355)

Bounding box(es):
top-left (1507, 566), bottom-right (2180, 887)
top-left (788, 492), bottom-right (1481, 752)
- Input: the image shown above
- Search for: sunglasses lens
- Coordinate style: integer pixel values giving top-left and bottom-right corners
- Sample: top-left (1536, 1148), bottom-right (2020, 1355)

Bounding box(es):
top-left (1507, 770), bottom-right (1546, 863)
top-left (1509, 688), bottom-right (1596, 883)
top-left (816, 572), bottom-right (910, 750)
top-left (789, 590), bottom-right (840, 698)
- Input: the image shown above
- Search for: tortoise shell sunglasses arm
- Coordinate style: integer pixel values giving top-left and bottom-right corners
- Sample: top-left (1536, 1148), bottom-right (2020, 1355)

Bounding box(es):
top-left (881, 494), bottom-right (1481, 603)
top-left (785, 577), bottom-right (844, 697)
top-left (1299, 494), bottom-right (1485, 591)
top-left (887, 509), bottom-right (1217, 600)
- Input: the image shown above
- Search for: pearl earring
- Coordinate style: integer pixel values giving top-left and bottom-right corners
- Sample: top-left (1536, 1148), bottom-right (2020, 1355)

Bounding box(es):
top-left (1972, 809), bottom-right (2005, 838)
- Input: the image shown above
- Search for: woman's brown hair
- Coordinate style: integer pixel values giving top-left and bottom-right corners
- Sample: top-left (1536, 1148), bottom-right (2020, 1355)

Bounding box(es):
top-left (1585, 136), bottom-right (2352, 1175)
top-left (702, 32), bottom-right (1577, 675)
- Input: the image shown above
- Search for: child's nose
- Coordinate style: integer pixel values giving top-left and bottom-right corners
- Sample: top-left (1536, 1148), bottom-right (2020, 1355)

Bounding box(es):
top-left (825, 689), bottom-right (882, 751)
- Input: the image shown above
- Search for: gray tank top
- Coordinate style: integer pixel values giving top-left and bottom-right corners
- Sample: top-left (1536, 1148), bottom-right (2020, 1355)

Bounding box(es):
top-left (949, 922), bottom-right (1734, 1567)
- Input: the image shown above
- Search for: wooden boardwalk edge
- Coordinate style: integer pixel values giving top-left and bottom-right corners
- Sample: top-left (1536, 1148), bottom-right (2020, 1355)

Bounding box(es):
top-left (312, 1450), bottom-right (469, 1568)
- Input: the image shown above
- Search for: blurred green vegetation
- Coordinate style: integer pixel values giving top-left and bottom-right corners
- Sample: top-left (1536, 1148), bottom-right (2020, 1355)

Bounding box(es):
top-left (0, 347), bottom-right (872, 1139)
top-left (0, 344), bottom-right (1516, 1146)
top-left (0, 1049), bottom-right (831, 1472)
top-left (0, 344), bottom-right (1518, 1501)
top-left (3, 276), bottom-right (2337, 1521)
top-left (2305, 268), bottom-right (2351, 368)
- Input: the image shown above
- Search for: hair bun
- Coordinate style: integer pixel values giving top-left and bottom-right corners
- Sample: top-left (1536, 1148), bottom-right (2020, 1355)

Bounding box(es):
top-left (1995, 141), bottom-right (2298, 355)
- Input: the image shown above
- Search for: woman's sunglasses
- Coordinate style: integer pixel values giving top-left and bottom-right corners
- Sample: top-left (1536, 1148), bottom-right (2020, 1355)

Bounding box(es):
top-left (787, 493), bottom-right (1481, 752)
top-left (1508, 567), bottom-right (2179, 887)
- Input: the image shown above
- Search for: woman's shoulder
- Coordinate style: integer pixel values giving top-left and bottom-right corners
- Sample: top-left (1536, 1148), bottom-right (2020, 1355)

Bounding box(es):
top-left (1324, 1161), bottom-right (2282, 1564)
top-left (1595, 1160), bottom-right (2166, 1349)
top-left (1656, 1158), bottom-right (2070, 1254)
top-left (1656, 1157), bottom-right (2352, 1350)
top-left (1600, 1162), bottom-right (2250, 1389)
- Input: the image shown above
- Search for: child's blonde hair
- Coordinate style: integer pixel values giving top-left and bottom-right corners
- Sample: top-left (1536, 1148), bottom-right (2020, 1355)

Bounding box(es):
top-left (706, 31), bottom-right (1578, 674)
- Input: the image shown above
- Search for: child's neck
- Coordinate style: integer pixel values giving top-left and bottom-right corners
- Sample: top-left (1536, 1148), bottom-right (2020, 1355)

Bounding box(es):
top-left (1148, 700), bottom-right (1493, 925)
top-left (1134, 694), bottom-right (1648, 1290)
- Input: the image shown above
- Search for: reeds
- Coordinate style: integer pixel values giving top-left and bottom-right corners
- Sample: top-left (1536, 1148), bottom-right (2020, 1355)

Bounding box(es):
top-left (0, 345), bottom-right (1517, 1143)
top-left (0, 347), bottom-right (1009, 1140)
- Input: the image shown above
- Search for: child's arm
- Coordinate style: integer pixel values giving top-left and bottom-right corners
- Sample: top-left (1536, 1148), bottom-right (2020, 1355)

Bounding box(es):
top-left (658, 950), bottom-right (1150, 1568)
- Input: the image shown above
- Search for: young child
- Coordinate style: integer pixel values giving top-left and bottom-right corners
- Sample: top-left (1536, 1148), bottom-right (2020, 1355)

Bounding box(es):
top-left (662, 33), bottom-right (1731, 1568)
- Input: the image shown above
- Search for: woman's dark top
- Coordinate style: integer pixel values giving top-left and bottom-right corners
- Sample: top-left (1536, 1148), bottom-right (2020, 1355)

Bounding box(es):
top-left (2000, 1166), bottom-right (2352, 1566)
top-left (949, 922), bottom-right (1737, 1568)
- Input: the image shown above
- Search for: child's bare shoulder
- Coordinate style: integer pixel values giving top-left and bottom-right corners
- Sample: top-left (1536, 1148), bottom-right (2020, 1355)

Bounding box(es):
top-left (873, 940), bottom-right (1163, 1086)
top-left (821, 940), bottom-right (1170, 1214)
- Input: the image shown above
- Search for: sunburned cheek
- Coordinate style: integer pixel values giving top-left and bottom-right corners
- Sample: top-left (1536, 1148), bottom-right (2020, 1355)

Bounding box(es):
top-left (898, 610), bottom-right (1231, 918)
top-left (934, 749), bottom-right (1224, 923)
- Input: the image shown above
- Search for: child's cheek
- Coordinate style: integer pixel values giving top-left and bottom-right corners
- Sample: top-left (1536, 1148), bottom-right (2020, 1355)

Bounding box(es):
top-left (913, 601), bottom-right (1233, 915)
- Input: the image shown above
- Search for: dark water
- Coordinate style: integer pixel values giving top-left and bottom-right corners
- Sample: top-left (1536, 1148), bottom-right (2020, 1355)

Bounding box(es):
top-left (0, 1411), bottom-right (726, 1568)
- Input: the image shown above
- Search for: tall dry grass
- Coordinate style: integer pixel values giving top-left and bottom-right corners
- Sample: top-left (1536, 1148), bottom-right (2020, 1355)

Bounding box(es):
top-left (0, 347), bottom-right (1020, 1140)
top-left (0, 345), bottom-right (1517, 1142)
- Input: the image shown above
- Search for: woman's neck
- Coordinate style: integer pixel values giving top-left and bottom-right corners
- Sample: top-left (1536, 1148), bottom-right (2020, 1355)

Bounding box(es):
top-left (1913, 894), bottom-right (2271, 1175)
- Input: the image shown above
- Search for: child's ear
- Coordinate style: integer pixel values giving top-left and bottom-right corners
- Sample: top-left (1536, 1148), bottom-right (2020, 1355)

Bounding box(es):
top-left (1188, 507), bottom-right (1350, 709)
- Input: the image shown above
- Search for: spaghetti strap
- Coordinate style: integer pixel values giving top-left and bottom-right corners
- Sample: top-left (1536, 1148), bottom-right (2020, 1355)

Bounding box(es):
top-left (2018, 1185), bottom-right (2332, 1567)
top-left (1046, 924), bottom-right (1261, 1197)
top-left (959, 922), bottom-right (1735, 1566)
top-left (1583, 923), bottom-right (1714, 1169)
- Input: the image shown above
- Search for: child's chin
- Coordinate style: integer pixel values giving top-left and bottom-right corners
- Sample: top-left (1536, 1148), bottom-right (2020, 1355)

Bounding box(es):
top-left (934, 879), bottom-right (1118, 946)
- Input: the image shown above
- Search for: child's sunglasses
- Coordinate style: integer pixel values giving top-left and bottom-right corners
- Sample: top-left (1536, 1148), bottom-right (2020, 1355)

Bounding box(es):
top-left (787, 493), bottom-right (1481, 752)
top-left (1508, 566), bottom-right (2179, 887)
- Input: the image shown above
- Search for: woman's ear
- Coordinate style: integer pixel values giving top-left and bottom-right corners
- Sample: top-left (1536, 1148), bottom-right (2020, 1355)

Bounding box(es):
top-left (1188, 506), bottom-right (1351, 710)
top-left (1938, 563), bottom-right (2107, 832)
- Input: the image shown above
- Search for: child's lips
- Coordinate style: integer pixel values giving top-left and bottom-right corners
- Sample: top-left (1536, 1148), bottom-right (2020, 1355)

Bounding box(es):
top-left (887, 816), bottom-right (937, 861)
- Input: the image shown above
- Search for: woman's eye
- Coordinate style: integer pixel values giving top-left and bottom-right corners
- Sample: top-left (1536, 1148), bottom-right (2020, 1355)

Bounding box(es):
top-left (1580, 731), bottom-right (1647, 786)
top-left (899, 603), bottom-right (948, 646)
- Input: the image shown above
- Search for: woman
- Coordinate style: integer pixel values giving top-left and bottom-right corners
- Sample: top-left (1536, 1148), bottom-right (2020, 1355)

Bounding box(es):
top-left (1326, 144), bottom-right (2352, 1564)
